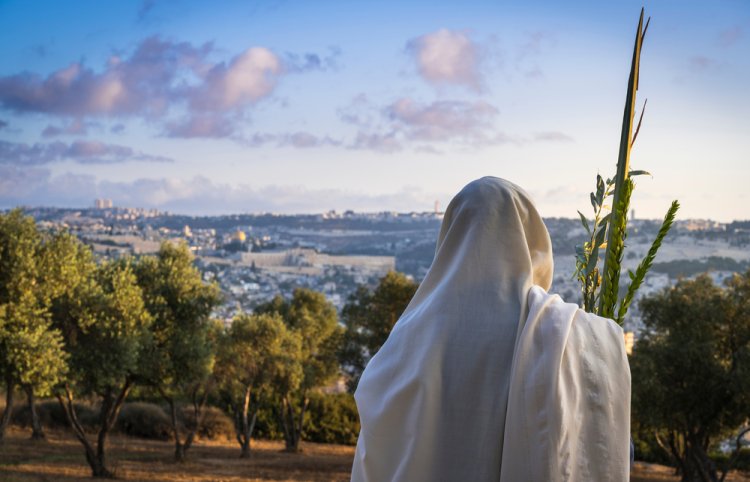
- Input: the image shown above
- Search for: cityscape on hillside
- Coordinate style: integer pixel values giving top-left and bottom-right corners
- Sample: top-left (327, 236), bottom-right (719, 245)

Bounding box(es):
top-left (15, 199), bottom-right (750, 336)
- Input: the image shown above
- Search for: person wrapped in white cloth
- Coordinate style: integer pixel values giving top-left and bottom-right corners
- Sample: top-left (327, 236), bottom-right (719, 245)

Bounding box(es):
top-left (351, 177), bottom-right (631, 482)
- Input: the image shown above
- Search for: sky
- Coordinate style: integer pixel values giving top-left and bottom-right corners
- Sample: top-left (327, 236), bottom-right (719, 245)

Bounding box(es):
top-left (0, 0), bottom-right (747, 221)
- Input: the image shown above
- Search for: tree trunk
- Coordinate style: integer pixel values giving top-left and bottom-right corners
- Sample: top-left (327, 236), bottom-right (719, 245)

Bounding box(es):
top-left (56, 381), bottom-right (131, 478)
top-left (239, 411), bottom-right (257, 459)
top-left (167, 397), bottom-right (187, 462)
top-left (280, 393), bottom-right (309, 453)
top-left (679, 433), bottom-right (718, 482)
top-left (25, 385), bottom-right (45, 440)
top-left (0, 377), bottom-right (14, 441)
top-left (280, 396), bottom-right (296, 452)
top-left (234, 386), bottom-right (258, 458)
top-left (163, 387), bottom-right (209, 462)
top-left (56, 386), bottom-right (115, 478)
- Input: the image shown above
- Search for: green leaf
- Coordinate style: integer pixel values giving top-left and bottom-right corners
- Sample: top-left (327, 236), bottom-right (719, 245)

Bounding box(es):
top-left (578, 211), bottom-right (591, 234)
top-left (596, 175), bottom-right (605, 205)
top-left (594, 225), bottom-right (607, 248)
top-left (590, 192), bottom-right (598, 210)
top-left (629, 170), bottom-right (651, 177)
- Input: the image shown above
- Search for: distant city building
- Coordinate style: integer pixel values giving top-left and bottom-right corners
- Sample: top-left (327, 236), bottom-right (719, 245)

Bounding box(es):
top-left (94, 198), bottom-right (113, 209)
top-left (183, 225), bottom-right (192, 237)
top-left (232, 230), bottom-right (247, 242)
top-left (677, 219), bottom-right (726, 232)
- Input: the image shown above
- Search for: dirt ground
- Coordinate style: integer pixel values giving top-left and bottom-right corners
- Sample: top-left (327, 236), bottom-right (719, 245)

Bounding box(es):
top-left (1, 427), bottom-right (748, 481)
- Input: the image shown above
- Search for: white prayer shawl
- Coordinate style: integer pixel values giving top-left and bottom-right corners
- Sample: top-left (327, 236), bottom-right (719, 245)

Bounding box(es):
top-left (500, 286), bottom-right (631, 482)
top-left (351, 177), bottom-right (630, 482)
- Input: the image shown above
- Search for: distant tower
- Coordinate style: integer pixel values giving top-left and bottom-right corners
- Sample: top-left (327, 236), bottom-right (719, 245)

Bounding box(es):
top-left (631, 208), bottom-right (635, 220)
top-left (95, 198), bottom-right (113, 209)
top-left (182, 225), bottom-right (192, 238)
top-left (434, 200), bottom-right (440, 214)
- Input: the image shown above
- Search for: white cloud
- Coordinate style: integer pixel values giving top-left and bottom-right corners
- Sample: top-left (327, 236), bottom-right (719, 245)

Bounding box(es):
top-left (0, 139), bottom-right (173, 165)
top-left (407, 29), bottom-right (481, 90)
top-left (387, 98), bottom-right (498, 141)
top-left (190, 47), bottom-right (282, 110)
top-left (0, 171), bottom-right (443, 214)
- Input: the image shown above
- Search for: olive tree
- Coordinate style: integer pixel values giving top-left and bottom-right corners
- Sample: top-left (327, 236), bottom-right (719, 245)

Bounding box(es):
top-left (0, 210), bottom-right (67, 441)
top-left (134, 241), bottom-right (221, 461)
top-left (215, 313), bottom-right (302, 457)
top-left (631, 272), bottom-right (750, 482)
top-left (339, 271), bottom-right (417, 391)
top-left (54, 258), bottom-right (152, 478)
top-left (256, 288), bottom-right (341, 452)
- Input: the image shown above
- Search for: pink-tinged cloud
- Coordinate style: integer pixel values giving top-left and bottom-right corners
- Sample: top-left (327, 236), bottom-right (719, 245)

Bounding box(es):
top-left (718, 26), bottom-right (743, 47)
top-left (0, 139), bottom-right (173, 165)
top-left (341, 96), bottom-right (516, 152)
top-left (0, 36), bottom-right (337, 139)
top-left (387, 98), bottom-right (498, 141)
top-left (187, 47), bottom-right (282, 111)
top-left (0, 37), bottom-right (212, 117)
top-left (407, 29), bottom-right (482, 90)
top-left (41, 119), bottom-right (92, 137)
top-left (351, 131), bottom-right (402, 153)
top-left (164, 114), bottom-right (237, 138)
top-left (237, 131), bottom-right (341, 148)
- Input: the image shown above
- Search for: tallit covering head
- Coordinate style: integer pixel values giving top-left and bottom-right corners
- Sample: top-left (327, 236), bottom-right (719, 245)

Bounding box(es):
top-left (352, 177), bottom-right (554, 481)
top-left (351, 176), bottom-right (631, 482)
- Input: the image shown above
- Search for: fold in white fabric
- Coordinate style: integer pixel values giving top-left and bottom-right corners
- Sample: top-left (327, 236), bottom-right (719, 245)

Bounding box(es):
top-left (500, 286), bottom-right (631, 482)
top-left (350, 177), bottom-right (630, 482)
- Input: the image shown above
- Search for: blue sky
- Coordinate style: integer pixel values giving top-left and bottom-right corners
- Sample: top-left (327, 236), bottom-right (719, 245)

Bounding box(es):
top-left (0, 0), bottom-right (747, 221)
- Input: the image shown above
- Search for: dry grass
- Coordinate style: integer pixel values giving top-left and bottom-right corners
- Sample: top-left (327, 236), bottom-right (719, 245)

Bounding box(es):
top-left (1, 427), bottom-right (749, 481)
top-left (0, 427), bottom-right (354, 481)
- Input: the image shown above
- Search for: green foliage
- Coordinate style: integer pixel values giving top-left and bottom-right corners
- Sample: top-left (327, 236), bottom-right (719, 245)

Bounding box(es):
top-left (631, 272), bottom-right (750, 481)
top-left (64, 259), bottom-right (152, 395)
top-left (599, 178), bottom-right (634, 319)
top-left (651, 256), bottom-right (750, 278)
top-left (0, 210), bottom-right (68, 398)
top-left (615, 200), bottom-right (679, 323)
top-left (135, 241), bottom-right (222, 396)
top-left (216, 312), bottom-right (302, 403)
top-left (214, 312), bottom-right (303, 454)
top-left (255, 288), bottom-right (341, 451)
top-left (256, 289), bottom-right (341, 393)
top-left (574, 11), bottom-right (679, 324)
top-left (339, 271), bottom-right (417, 390)
top-left (302, 392), bottom-right (360, 445)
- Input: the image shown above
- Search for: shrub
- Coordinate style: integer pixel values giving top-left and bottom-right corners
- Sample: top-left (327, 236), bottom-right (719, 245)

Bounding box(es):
top-left (116, 402), bottom-right (171, 440)
top-left (176, 405), bottom-right (235, 441)
top-left (302, 392), bottom-right (360, 445)
top-left (12, 399), bottom-right (98, 431)
top-left (194, 406), bottom-right (234, 441)
top-left (251, 401), bottom-right (283, 441)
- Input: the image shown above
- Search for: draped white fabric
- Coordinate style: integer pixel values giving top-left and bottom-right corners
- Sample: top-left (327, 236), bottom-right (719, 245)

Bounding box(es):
top-left (500, 285), bottom-right (631, 482)
top-left (350, 177), bottom-right (630, 482)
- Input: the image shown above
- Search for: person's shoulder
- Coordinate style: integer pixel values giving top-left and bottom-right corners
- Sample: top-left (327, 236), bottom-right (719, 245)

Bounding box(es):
top-left (529, 285), bottom-right (624, 337)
